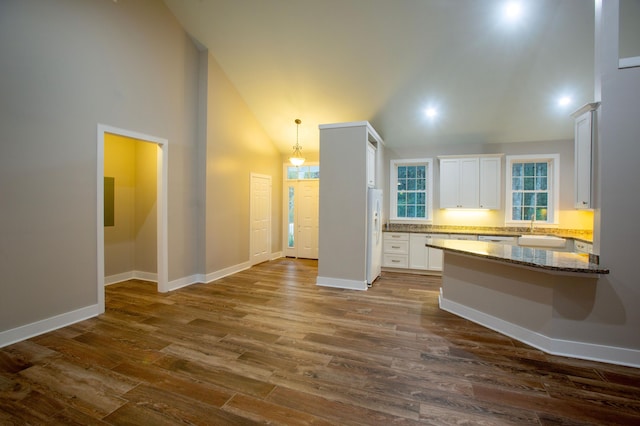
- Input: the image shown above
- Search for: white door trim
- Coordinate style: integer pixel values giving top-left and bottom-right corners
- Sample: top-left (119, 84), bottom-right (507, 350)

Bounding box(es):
top-left (249, 173), bottom-right (272, 265)
top-left (97, 124), bottom-right (169, 313)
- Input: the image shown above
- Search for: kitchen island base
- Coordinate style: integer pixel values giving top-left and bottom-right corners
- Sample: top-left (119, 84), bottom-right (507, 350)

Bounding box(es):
top-left (438, 252), bottom-right (637, 367)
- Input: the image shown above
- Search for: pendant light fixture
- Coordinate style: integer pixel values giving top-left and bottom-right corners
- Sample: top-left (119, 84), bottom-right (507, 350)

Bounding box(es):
top-left (289, 119), bottom-right (305, 166)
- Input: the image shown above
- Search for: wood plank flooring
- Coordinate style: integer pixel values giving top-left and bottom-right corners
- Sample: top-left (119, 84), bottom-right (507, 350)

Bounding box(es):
top-left (1, 258), bottom-right (639, 425)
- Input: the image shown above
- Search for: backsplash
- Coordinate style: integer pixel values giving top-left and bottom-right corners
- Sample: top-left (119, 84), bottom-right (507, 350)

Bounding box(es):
top-left (384, 223), bottom-right (594, 241)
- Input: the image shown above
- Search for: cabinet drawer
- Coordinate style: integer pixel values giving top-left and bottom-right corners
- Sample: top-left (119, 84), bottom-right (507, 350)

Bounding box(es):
top-left (383, 254), bottom-right (408, 268)
top-left (384, 240), bottom-right (409, 254)
top-left (384, 232), bottom-right (409, 241)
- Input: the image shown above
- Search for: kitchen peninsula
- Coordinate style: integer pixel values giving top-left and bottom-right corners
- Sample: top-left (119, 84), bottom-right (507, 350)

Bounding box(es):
top-left (426, 237), bottom-right (611, 362)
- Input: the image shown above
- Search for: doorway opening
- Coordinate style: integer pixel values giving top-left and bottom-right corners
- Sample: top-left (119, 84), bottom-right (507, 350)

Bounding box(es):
top-left (97, 124), bottom-right (168, 314)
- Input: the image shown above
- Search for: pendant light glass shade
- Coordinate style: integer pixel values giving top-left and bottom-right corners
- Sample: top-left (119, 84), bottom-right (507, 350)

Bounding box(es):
top-left (289, 119), bottom-right (305, 166)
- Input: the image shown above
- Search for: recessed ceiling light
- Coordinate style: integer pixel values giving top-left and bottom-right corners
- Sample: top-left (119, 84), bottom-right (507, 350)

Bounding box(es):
top-left (425, 107), bottom-right (438, 119)
top-left (504, 1), bottom-right (523, 21)
top-left (558, 96), bottom-right (572, 107)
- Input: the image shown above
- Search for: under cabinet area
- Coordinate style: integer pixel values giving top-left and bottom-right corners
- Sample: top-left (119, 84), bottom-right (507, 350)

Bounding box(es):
top-left (438, 155), bottom-right (502, 209)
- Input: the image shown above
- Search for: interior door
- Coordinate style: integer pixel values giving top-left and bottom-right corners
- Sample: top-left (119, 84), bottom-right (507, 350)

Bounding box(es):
top-left (250, 173), bottom-right (271, 265)
top-left (297, 180), bottom-right (319, 259)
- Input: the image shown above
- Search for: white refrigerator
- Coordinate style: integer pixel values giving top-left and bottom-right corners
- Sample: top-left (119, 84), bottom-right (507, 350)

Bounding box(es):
top-left (366, 188), bottom-right (383, 286)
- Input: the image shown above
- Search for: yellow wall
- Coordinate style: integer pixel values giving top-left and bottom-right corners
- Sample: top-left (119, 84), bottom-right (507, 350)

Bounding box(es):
top-left (104, 133), bottom-right (157, 279)
top-left (435, 208), bottom-right (594, 231)
top-left (203, 52), bottom-right (284, 273)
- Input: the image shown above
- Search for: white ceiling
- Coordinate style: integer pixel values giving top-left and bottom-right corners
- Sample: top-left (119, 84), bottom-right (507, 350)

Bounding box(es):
top-left (163, 0), bottom-right (595, 153)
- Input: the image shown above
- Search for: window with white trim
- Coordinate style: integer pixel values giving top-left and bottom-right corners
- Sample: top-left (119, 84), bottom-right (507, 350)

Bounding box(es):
top-left (390, 158), bottom-right (433, 222)
top-left (505, 154), bottom-right (560, 225)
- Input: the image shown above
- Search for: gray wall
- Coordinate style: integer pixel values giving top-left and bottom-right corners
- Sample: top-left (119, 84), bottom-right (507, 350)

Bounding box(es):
top-left (618, 0), bottom-right (640, 59)
top-left (318, 125), bottom-right (369, 284)
top-left (0, 0), bottom-right (286, 339)
top-left (590, 0), bottom-right (640, 352)
top-left (0, 0), bottom-right (200, 330)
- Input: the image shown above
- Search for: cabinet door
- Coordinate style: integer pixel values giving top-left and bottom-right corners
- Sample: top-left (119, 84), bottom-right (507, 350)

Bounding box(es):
top-left (574, 110), bottom-right (593, 209)
top-left (459, 158), bottom-right (479, 208)
top-left (409, 234), bottom-right (428, 270)
top-left (440, 158), bottom-right (479, 208)
top-left (366, 143), bottom-right (376, 188)
top-left (479, 157), bottom-right (501, 209)
top-left (439, 159), bottom-right (460, 208)
top-left (427, 247), bottom-right (443, 271)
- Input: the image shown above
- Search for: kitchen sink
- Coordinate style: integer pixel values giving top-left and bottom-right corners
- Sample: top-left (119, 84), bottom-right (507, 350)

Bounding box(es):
top-left (518, 235), bottom-right (567, 248)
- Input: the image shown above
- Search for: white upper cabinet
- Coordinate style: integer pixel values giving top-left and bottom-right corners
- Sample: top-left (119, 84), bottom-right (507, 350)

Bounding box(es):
top-left (439, 155), bottom-right (501, 209)
top-left (440, 158), bottom-right (479, 208)
top-left (572, 103), bottom-right (599, 209)
top-left (479, 157), bottom-right (501, 209)
top-left (366, 142), bottom-right (376, 187)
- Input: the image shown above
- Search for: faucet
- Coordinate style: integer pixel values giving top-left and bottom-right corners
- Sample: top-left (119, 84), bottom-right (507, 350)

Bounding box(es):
top-left (530, 214), bottom-right (535, 233)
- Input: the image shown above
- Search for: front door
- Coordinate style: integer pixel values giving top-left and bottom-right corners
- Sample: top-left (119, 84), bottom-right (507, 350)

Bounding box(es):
top-left (284, 175), bottom-right (319, 260)
top-left (297, 179), bottom-right (319, 259)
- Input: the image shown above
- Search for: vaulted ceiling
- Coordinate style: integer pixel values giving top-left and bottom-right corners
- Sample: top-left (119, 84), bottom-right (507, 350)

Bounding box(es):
top-left (163, 0), bottom-right (595, 153)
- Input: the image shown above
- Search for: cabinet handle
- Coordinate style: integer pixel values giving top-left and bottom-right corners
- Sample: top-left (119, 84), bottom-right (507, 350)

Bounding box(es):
top-left (392, 260), bottom-right (400, 263)
top-left (391, 245), bottom-right (400, 249)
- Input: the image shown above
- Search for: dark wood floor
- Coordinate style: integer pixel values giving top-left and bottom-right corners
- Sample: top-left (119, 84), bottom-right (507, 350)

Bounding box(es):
top-left (1, 258), bottom-right (639, 425)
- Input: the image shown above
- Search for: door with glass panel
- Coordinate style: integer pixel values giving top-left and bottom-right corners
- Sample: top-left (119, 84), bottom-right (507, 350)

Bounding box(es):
top-left (284, 165), bottom-right (319, 259)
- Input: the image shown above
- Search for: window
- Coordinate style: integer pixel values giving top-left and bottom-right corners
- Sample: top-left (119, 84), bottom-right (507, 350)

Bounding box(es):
top-left (390, 158), bottom-right (433, 222)
top-left (286, 165), bottom-right (319, 180)
top-left (505, 154), bottom-right (559, 225)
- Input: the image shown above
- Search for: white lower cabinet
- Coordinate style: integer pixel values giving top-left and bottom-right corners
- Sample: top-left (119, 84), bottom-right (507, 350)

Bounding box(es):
top-left (427, 242), bottom-right (443, 271)
top-left (384, 232), bottom-right (482, 273)
top-left (383, 232), bottom-right (409, 268)
top-left (409, 233), bottom-right (444, 272)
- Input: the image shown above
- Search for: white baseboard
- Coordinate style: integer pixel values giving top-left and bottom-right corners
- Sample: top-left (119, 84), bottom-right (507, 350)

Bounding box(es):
top-left (167, 274), bottom-right (205, 292)
top-left (205, 261), bottom-right (252, 284)
top-left (1, 258), bottom-right (283, 348)
top-left (166, 261), bottom-right (254, 291)
top-left (0, 304), bottom-right (100, 349)
top-left (316, 276), bottom-right (367, 291)
top-left (270, 251), bottom-right (283, 260)
top-left (105, 271), bottom-right (135, 286)
top-left (439, 295), bottom-right (640, 369)
top-left (105, 270), bottom-right (158, 286)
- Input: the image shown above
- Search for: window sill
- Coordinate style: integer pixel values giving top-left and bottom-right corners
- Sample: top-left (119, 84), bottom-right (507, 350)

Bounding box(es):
top-left (390, 219), bottom-right (432, 225)
top-left (504, 222), bottom-right (559, 228)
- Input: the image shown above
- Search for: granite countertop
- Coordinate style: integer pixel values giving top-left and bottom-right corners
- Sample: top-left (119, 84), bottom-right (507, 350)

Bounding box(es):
top-left (425, 238), bottom-right (609, 275)
top-left (384, 224), bottom-right (594, 243)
